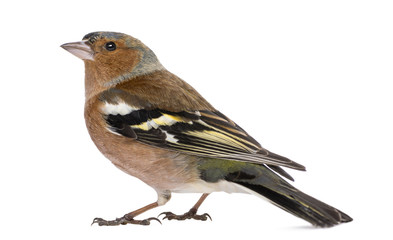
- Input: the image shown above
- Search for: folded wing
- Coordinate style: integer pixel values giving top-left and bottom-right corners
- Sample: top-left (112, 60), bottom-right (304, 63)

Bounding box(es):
top-left (100, 89), bottom-right (305, 176)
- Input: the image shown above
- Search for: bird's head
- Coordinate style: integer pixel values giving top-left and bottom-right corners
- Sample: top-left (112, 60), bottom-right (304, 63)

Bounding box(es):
top-left (61, 32), bottom-right (164, 98)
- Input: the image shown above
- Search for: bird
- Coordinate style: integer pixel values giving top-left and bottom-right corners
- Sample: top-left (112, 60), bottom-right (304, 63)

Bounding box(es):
top-left (61, 31), bottom-right (352, 227)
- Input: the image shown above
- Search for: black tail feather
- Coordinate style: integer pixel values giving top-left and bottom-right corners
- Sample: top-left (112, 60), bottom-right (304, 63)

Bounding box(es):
top-left (236, 181), bottom-right (352, 227)
top-left (199, 158), bottom-right (352, 227)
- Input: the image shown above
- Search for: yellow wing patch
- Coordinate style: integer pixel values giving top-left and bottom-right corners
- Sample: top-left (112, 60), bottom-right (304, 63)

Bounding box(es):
top-left (132, 113), bottom-right (191, 131)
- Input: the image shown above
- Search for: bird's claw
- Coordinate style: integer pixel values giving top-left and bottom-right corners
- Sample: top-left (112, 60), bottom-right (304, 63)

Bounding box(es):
top-left (92, 216), bottom-right (161, 226)
top-left (159, 211), bottom-right (212, 221)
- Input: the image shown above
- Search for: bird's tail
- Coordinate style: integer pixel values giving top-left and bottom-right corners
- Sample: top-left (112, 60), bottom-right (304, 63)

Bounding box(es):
top-left (225, 166), bottom-right (352, 227)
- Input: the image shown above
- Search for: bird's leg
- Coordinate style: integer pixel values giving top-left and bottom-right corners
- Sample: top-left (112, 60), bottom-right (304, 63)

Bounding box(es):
top-left (160, 193), bottom-right (212, 221)
top-left (92, 191), bottom-right (171, 226)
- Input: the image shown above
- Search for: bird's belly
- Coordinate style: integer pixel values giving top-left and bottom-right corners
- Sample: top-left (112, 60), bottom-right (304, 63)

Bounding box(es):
top-left (172, 179), bottom-right (250, 194)
top-left (91, 131), bottom-right (200, 191)
top-left (84, 100), bottom-right (200, 191)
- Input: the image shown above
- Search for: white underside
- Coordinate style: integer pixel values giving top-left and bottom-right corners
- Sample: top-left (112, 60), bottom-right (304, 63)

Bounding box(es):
top-left (171, 179), bottom-right (277, 206)
top-left (177, 180), bottom-right (296, 214)
top-left (172, 179), bottom-right (253, 195)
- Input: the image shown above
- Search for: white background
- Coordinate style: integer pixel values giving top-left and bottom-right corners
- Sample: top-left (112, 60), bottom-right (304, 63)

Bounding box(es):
top-left (1, 0), bottom-right (392, 239)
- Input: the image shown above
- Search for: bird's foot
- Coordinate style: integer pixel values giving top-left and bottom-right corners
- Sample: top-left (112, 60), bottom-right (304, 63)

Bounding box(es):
top-left (159, 210), bottom-right (212, 221)
top-left (92, 215), bottom-right (161, 226)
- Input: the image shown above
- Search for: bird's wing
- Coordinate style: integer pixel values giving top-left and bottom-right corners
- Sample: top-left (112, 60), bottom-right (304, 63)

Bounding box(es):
top-left (100, 89), bottom-right (305, 171)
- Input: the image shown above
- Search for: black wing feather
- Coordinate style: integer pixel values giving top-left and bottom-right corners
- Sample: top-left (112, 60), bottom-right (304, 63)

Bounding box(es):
top-left (103, 104), bottom-right (305, 174)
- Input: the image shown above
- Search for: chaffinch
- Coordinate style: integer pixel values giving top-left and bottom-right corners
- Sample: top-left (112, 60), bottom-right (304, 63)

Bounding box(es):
top-left (61, 32), bottom-right (352, 227)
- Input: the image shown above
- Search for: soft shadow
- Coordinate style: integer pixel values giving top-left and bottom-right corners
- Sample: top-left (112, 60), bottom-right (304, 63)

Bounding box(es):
top-left (286, 225), bottom-right (322, 231)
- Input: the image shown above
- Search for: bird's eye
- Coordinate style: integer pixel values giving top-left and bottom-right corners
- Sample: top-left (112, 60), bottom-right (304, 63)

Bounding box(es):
top-left (105, 42), bottom-right (116, 51)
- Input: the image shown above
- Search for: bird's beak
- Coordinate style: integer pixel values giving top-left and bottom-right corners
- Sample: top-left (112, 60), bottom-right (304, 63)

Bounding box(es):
top-left (61, 40), bottom-right (94, 61)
